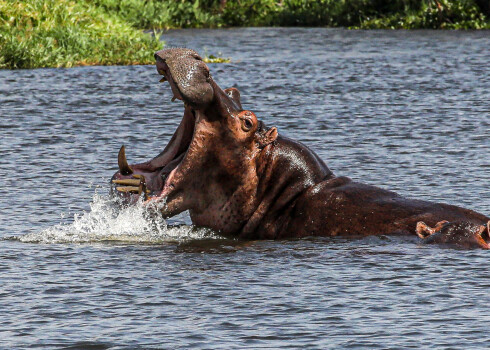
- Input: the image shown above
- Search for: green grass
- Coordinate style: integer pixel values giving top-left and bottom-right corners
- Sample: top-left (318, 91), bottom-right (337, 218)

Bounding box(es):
top-left (0, 0), bottom-right (162, 69)
top-left (1, 0), bottom-right (488, 69)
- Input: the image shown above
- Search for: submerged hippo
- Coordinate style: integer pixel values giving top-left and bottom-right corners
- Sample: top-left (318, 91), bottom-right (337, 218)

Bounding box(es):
top-left (416, 221), bottom-right (490, 249)
top-left (111, 48), bottom-right (489, 239)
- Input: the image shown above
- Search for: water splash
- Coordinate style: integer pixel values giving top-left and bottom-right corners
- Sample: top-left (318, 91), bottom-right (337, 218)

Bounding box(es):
top-left (16, 192), bottom-right (220, 244)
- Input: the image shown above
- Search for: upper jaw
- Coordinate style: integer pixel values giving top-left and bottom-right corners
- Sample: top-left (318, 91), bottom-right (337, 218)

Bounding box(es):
top-left (154, 49), bottom-right (215, 110)
top-left (156, 57), bottom-right (184, 102)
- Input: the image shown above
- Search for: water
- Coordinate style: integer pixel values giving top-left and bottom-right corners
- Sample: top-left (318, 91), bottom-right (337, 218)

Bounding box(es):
top-left (1, 28), bottom-right (489, 348)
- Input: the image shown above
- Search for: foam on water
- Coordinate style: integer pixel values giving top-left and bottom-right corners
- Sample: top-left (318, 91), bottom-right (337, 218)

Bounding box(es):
top-left (16, 192), bottom-right (220, 244)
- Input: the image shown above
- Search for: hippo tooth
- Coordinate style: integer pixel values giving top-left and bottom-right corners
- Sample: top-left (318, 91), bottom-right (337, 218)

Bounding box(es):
top-left (112, 179), bottom-right (141, 186)
top-left (171, 96), bottom-right (176, 102)
top-left (115, 186), bottom-right (140, 193)
top-left (117, 145), bottom-right (133, 176)
top-left (159, 77), bottom-right (167, 83)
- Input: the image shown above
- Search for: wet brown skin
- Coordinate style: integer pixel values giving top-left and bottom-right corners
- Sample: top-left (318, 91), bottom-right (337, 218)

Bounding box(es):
top-left (416, 221), bottom-right (490, 249)
top-left (111, 48), bottom-right (489, 239)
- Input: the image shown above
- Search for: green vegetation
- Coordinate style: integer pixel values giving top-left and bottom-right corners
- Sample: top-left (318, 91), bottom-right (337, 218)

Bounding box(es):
top-left (0, 0), bottom-right (162, 69)
top-left (357, 0), bottom-right (490, 29)
top-left (1, 0), bottom-right (488, 69)
top-left (90, 0), bottom-right (489, 29)
top-left (203, 54), bottom-right (231, 63)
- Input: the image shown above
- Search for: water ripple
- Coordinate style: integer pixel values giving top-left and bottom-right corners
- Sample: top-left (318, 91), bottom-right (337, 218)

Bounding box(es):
top-left (0, 28), bottom-right (489, 349)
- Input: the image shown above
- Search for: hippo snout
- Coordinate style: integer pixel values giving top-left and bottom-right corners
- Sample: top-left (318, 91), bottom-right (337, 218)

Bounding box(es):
top-left (155, 48), bottom-right (214, 110)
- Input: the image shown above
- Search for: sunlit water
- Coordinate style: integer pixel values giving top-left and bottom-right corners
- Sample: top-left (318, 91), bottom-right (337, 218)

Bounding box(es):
top-left (15, 193), bottom-right (218, 244)
top-left (1, 28), bottom-right (489, 349)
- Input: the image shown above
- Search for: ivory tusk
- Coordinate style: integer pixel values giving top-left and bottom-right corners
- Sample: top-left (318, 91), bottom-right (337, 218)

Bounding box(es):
top-left (118, 145), bottom-right (133, 176)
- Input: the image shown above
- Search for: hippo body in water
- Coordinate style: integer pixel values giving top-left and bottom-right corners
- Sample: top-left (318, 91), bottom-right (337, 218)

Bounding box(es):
top-left (416, 221), bottom-right (490, 249)
top-left (111, 48), bottom-right (489, 239)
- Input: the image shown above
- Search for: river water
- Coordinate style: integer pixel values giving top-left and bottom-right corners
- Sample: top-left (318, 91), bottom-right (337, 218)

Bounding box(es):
top-left (1, 28), bottom-right (489, 349)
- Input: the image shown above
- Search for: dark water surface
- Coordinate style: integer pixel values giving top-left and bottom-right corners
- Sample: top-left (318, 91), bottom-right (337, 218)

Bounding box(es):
top-left (1, 28), bottom-right (489, 349)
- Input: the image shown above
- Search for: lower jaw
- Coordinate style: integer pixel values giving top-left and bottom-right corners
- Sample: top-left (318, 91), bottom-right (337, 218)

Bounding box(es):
top-left (153, 167), bottom-right (179, 201)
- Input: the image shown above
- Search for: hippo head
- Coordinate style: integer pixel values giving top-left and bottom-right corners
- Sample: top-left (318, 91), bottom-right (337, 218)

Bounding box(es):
top-left (111, 48), bottom-right (278, 233)
top-left (416, 220), bottom-right (490, 249)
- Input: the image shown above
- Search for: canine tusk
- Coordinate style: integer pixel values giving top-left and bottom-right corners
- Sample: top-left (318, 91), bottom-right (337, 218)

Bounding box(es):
top-left (118, 145), bottom-right (133, 176)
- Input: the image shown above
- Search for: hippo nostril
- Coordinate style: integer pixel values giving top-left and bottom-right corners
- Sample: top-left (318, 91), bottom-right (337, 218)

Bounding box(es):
top-left (154, 53), bottom-right (165, 63)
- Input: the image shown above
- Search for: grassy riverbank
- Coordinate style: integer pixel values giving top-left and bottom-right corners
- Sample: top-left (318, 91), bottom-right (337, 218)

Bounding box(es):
top-left (0, 0), bottom-right (162, 69)
top-left (1, 0), bottom-right (489, 69)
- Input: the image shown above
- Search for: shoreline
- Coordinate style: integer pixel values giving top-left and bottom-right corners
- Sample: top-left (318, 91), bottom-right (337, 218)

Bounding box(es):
top-left (1, 0), bottom-right (488, 70)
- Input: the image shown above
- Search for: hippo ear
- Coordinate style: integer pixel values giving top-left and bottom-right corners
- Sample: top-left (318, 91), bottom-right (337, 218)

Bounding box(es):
top-left (258, 127), bottom-right (278, 148)
top-left (224, 87), bottom-right (242, 109)
top-left (416, 221), bottom-right (434, 239)
top-left (482, 221), bottom-right (490, 241)
top-left (476, 225), bottom-right (486, 237)
top-left (434, 220), bottom-right (449, 228)
top-left (474, 225), bottom-right (490, 249)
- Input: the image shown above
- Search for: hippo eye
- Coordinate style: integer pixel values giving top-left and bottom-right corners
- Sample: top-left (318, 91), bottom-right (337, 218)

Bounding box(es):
top-left (242, 118), bottom-right (253, 132)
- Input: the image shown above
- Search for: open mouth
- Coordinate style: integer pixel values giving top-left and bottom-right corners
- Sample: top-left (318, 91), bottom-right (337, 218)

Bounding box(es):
top-left (156, 56), bottom-right (184, 103)
top-left (111, 60), bottom-right (197, 201)
top-left (112, 47), bottom-right (240, 206)
top-left (154, 58), bottom-right (198, 197)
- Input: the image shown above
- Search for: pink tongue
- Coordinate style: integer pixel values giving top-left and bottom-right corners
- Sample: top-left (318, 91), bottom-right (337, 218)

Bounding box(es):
top-left (153, 167), bottom-right (178, 201)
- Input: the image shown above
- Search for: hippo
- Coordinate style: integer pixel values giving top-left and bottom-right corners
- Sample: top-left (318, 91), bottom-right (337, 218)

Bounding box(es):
top-left (416, 221), bottom-right (490, 249)
top-left (111, 48), bottom-right (489, 239)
